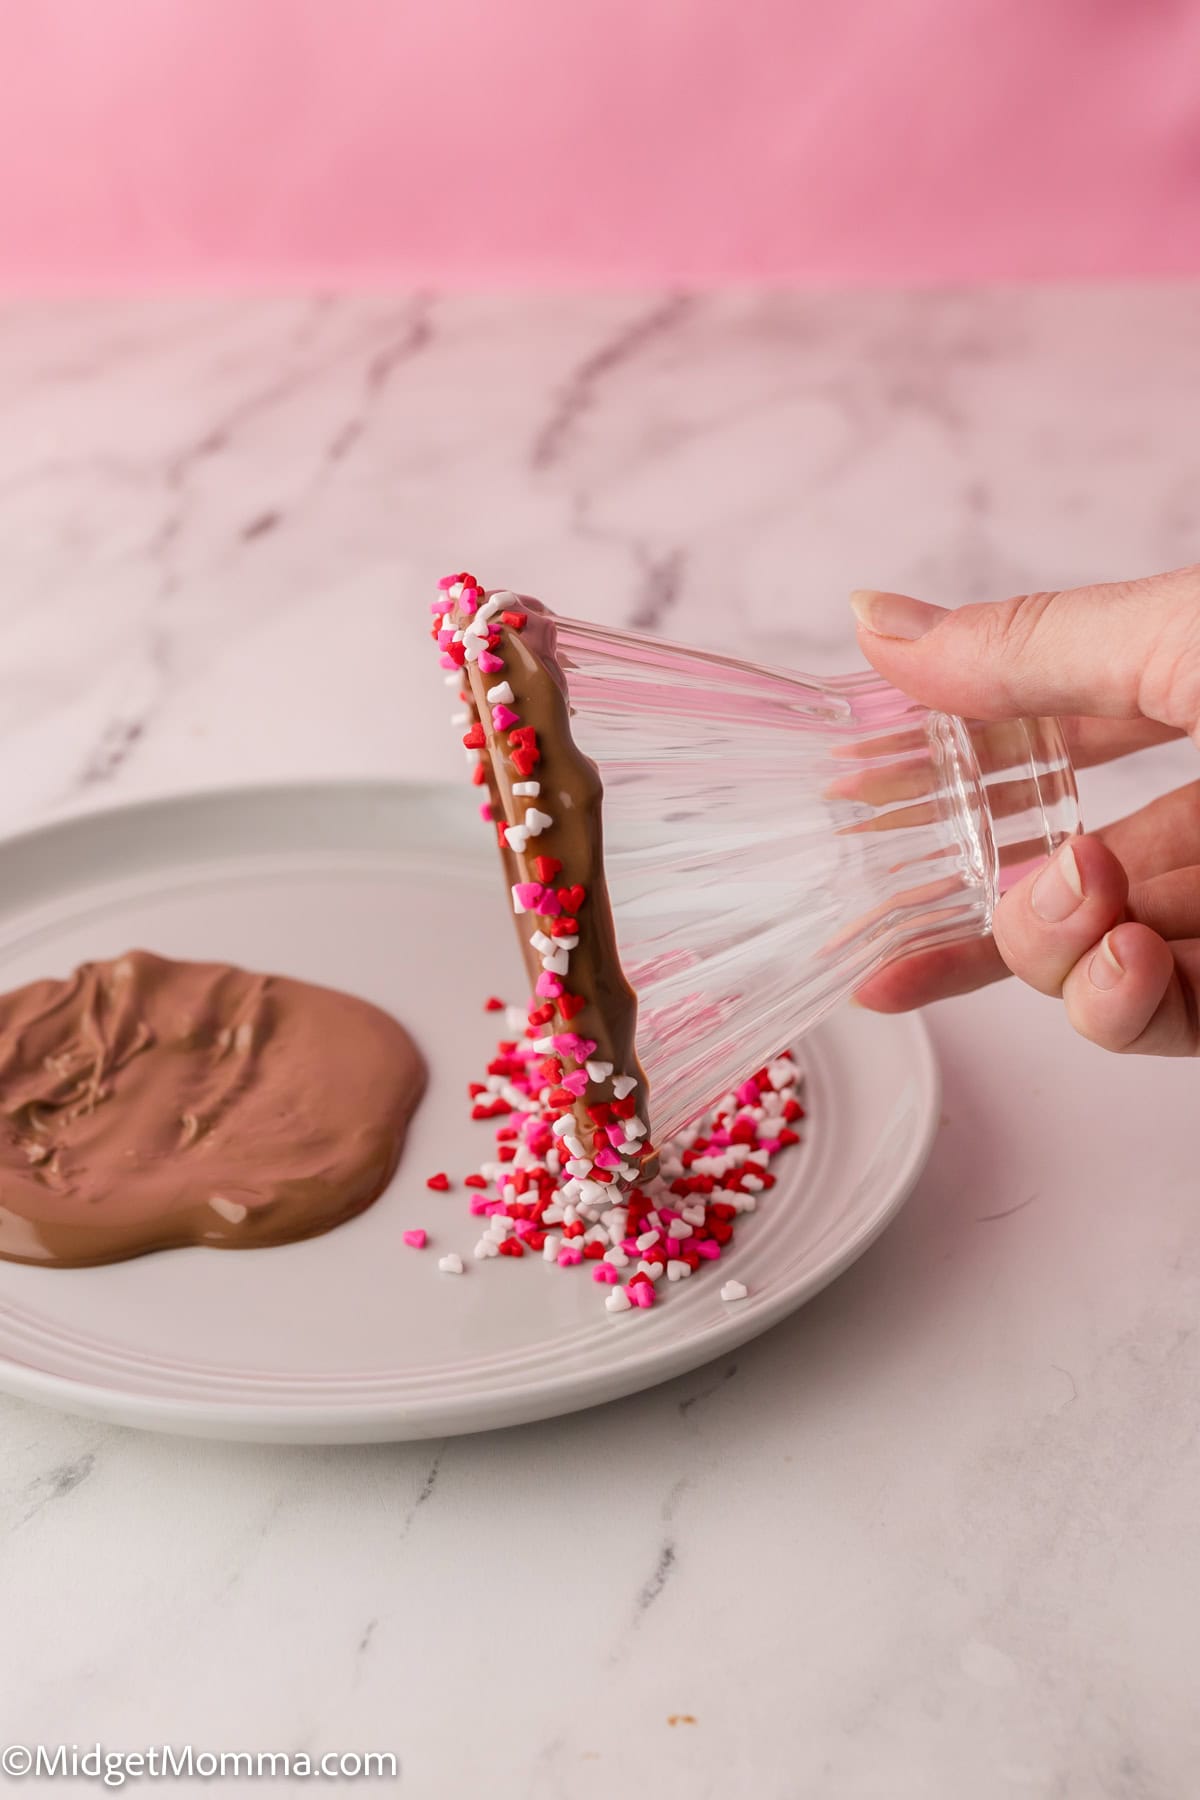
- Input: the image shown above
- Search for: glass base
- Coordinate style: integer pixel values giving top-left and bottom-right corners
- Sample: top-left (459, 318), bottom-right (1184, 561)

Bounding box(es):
top-left (956, 715), bottom-right (1081, 904)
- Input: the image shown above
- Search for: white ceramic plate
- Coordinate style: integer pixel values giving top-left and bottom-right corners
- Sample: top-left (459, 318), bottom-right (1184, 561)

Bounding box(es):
top-left (0, 782), bottom-right (938, 1443)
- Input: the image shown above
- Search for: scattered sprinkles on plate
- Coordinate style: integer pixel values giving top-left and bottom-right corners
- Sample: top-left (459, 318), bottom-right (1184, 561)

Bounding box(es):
top-left (429, 572), bottom-right (807, 1311)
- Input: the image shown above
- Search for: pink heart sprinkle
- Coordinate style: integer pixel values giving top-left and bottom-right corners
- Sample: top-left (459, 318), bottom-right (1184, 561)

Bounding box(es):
top-left (557, 1247), bottom-right (583, 1267)
top-left (695, 1240), bottom-right (721, 1260)
top-left (438, 653), bottom-right (460, 670)
top-left (402, 1229), bottom-right (427, 1249)
top-left (561, 1070), bottom-right (588, 1097)
top-left (491, 703), bottom-right (520, 731)
top-left (437, 629), bottom-right (456, 648)
top-left (513, 882), bottom-right (545, 910)
top-left (630, 1284), bottom-right (656, 1307)
top-left (576, 1038), bottom-right (598, 1061)
top-left (605, 1125), bottom-right (626, 1147)
top-left (736, 1079), bottom-right (761, 1106)
top-left (592, 1264), bottom-right (618, 1284)
top-left (536, 972), bottom-right (564, 998)
top-left (478, 651), bottom-right (505, 673)
top-left (593, 1148), bottom-right (620, 1169)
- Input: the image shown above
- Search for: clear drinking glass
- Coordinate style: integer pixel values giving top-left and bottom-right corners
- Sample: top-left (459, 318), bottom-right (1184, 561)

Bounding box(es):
top-left (543, 613), bottom-right (1081, 1142)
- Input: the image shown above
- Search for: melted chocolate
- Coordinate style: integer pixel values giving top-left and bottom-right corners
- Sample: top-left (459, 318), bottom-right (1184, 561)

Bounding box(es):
top-left (456, 593), bottom-right (653, 1172)
top-left (0, 951), bottom-right (424, 1267)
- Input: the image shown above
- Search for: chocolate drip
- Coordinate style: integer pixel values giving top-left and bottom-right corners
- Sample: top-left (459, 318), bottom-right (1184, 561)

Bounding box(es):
top-left (0, 951), bottom-right (424, 1267)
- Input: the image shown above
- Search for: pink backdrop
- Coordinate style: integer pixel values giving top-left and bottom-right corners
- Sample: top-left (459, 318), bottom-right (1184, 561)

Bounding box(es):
top-left (2, 0), bottom-right (1198, 286)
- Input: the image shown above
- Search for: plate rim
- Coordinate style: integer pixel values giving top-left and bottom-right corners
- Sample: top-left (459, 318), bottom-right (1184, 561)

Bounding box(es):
top-left (0, 779), bottom-right (940, 1442)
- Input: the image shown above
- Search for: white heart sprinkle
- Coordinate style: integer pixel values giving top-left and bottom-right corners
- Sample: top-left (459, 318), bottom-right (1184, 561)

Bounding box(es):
top-left (585, 1060), bottom-right (614, 1083)
top-left (612, 1074), bottom-right (637, 1100)
top-left (486, 681), bottom-right (515, 705)
top-left (720, 1280), bottom-right (748, 1302)
top-left (438, 1254), bottom-right (464, 1275)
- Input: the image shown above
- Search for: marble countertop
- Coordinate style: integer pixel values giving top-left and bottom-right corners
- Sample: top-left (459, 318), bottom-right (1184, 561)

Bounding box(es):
top-left (2, 289), bottom-right (1199, 1798)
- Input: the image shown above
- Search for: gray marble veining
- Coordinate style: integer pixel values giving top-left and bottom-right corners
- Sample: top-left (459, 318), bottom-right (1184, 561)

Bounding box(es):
top-left (0, 287), bottom-right (1199, 1797)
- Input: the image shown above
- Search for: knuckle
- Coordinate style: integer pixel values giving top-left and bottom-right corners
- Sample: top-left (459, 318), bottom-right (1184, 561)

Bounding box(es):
top-left (953, 591), bottom-right (1062, 708)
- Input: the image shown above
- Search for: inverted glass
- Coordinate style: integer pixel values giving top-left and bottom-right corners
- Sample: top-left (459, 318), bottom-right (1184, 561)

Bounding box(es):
top-left (538, 612), bottom-right (1080, 1142)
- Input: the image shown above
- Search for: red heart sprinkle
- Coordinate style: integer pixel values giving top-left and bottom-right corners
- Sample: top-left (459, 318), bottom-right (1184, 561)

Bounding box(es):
top-left (471, 763), bottom-right (486, 786)
top-left (511, 747), bottom-right (539, 778)
top-left (484, 996), bottom-right (505, 1011)
top-left (558, 993), bottom-right (587, 1020)
top-left (528, 1003), bottom-right (555, 1026)
top-left (549, 918), bottom-right (578, 938)
top-left (425, 1172), bottom-right (450, 1191)
top-left (557, 885), bottom-right (585, 912)
top-left (534, 855), bottom-right (562, 883)
top-left (501, 610), bottom-right (527, 629)
top-left (462, 723), bottom-right (486, 750)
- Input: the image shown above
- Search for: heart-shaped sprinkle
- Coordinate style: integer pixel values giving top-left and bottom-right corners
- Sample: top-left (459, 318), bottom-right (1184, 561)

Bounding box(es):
top-left (558, 992), bottom-right (586, 1020)
top-left (403, 1229), bottom-right (427, 1249)
top-left (557, 885), bottom-right (585, 913)
top-left (534, 855), bottom-right (562, 883)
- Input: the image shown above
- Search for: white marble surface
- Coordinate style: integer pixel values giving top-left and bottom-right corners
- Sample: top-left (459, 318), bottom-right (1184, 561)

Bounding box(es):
top-left (2, 289), bottom-right (1200, 1797)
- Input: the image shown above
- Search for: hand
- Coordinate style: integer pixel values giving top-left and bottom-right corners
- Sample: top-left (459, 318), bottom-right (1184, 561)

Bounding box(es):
top-left (849, 566), bottom-right (1200, 1055)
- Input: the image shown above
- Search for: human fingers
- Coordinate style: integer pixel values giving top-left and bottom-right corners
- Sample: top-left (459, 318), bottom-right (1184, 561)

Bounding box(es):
top-left (850, 565), bottom-right (1200, 733)
top-left (1060, 715), bottom-right (1185, 768)
top-left (1060, 923), bottom-right (1200, 1056)
top-left (990, 836), bottom-right (1128, 997)
top-left (851, 936), bottom-right (1007, 1012)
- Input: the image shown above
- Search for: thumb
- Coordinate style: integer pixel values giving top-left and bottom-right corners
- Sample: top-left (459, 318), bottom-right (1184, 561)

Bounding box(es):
top-left (850, 566), bottom-right (1200, 732)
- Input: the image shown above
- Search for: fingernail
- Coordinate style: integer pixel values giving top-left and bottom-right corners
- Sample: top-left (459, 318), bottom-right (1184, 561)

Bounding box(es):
top-left (1088, 933), bottom-right (1125, 991)
top-left (850, 590), bottom-right (947, 640)
top-left (1030, 842), bottom-right (1084, 923)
